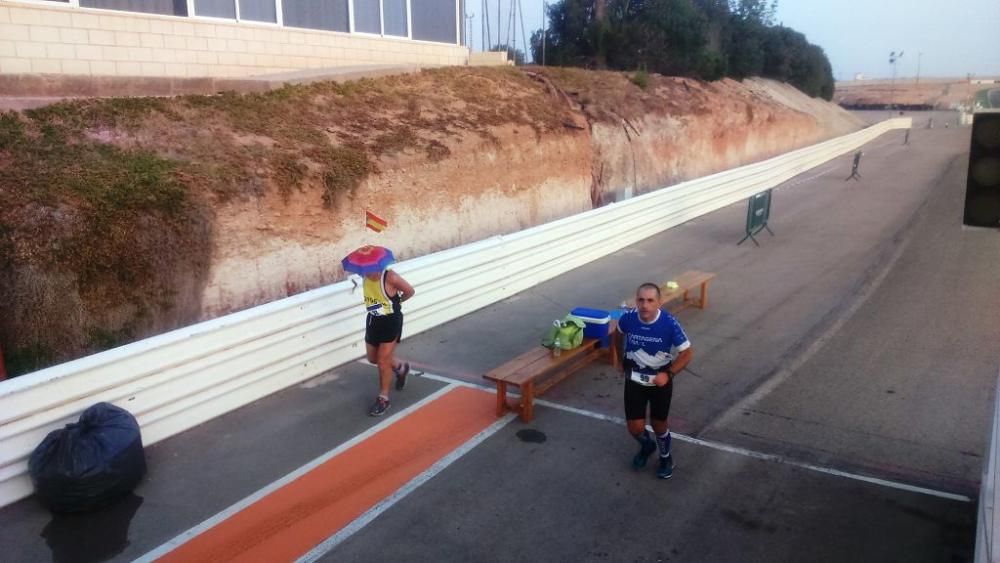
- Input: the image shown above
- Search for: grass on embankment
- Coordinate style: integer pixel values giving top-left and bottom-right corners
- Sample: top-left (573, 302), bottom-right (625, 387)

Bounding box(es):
top-left (0, 66), bottom-right (581, 376)
top-left (0, 106), bottom-right (210, 375)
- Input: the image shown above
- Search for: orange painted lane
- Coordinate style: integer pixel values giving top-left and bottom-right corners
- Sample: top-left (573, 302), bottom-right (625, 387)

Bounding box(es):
top-left (159, 387), bottom-right (499, 563)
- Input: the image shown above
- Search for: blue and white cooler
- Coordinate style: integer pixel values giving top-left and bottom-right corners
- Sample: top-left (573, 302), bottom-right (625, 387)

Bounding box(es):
top-left (570, 307), bottom-right (611, 348)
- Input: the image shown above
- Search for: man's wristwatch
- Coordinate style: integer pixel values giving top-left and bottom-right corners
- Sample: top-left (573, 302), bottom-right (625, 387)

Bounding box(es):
top-left (665, 369), bottom-right (676, 379)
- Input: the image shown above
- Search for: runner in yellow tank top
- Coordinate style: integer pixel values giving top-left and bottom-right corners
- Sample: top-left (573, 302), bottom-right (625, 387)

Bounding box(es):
top-left (363, 268), bottom-right (415, 417)
top-left (363, 271), bottom-right (398, 316)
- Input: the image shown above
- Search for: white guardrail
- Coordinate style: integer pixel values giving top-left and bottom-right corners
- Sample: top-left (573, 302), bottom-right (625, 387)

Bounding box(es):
top-left (976, 368), bottom-right (1000, 563)
top-left (0, 117), bottom-right (911, 508)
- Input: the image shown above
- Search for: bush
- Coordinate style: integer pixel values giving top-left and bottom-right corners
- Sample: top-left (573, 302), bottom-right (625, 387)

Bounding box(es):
top-left (631, 70), bottom-right (651, 89)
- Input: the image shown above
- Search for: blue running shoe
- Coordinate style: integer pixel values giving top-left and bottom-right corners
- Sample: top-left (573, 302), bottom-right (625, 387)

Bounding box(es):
top-left (657, 455), bottom-right (674, 479)
top-left (632, 439), bottom-right (656, 470)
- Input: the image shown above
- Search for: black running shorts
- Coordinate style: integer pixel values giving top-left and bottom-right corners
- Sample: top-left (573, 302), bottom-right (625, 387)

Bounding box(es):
top-left (365, 313), bottom-right (403, 345)
top-left (624, 377), bottom-right (673, 421)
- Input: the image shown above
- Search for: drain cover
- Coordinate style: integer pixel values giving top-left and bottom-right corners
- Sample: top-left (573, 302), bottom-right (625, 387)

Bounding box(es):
top-left (516, 429), bottom-right (547, 443)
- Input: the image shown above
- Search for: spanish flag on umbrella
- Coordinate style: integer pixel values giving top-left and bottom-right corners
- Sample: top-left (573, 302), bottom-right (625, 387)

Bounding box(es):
top-left (366, 209), bottom-right (387, 233)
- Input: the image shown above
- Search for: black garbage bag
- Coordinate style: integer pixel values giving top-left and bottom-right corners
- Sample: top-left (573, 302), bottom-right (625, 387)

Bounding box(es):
top-left (29, 402), bottom-right (146, 513)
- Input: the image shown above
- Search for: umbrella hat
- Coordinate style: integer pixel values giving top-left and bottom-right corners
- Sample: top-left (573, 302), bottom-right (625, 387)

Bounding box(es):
top-left (342, 245), bottom-right (395, 276)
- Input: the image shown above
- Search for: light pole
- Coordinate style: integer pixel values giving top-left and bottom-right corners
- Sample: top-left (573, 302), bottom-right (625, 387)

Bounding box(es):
top-left (542, 1), bottom-right (547, 66)
top-left (889, 50), bottom-right (904, 114)
top-left (916, 51), bottom-right (923, 85)
top-left (466, 11), bottom-right (474, 50)
top-left (511, 0), bottom-right (517, 64)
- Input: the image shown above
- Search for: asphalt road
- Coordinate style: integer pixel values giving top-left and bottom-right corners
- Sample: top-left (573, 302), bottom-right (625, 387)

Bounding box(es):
top-left (0, 112), bottom-right (995, 563)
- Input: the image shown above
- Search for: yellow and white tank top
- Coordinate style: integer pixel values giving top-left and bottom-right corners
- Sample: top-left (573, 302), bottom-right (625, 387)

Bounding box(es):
top-left (363, 270), bottom-right (400, 317)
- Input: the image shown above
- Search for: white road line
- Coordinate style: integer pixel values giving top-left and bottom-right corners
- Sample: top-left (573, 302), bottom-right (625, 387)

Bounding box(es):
top-left (355, 359), bottom-right (491, 391)
top-left (137, 362), bottom-right (970, 563)
top-left (705, 194), bottom-right (913, 433)
top-left (419, 370), bottom-right (486, 389)
top-left (295, 412), bottom-right (517, 563)
top-left (361, 364), bottom-right (973, 503)
top-left (133, 383), bottom-right (459, 563)
top-left (780, 164), bottom-right (836, 189)
top-left (778, 135), bottom-right (902, 191)
top-left (533, 398), bottom-right (973, 503)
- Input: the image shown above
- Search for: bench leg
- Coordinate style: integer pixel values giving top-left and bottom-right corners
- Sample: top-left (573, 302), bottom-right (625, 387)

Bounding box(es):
top-left (609, 333), bottom-right (621, 370)
top-left (495, 381), bottom-right (508, 417)
top-left (699, 281), bottom-right (710, 309)
top-left (682, 289), bottom-right (690, 307)
top-left (520, 381), bottom-right (535, 423)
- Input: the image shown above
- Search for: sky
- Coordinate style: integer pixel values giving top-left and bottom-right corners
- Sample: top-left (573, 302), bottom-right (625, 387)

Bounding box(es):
top-left (465, 0), bottom-right (1000, 80)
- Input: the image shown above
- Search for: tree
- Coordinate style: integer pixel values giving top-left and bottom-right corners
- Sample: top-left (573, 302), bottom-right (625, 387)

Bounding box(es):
top-left (692, 0), bottom-right (731, 52)
top-left (532, 0), bottom-right (835, 100)
top-left (530, 0), bottom-right (602, 69)
top-left (724, 16), bottom-right (766, 79)
top-left (594, 0), bottom-right (608, 68)
top-left (757, 26), bottom-right (834, 99)
top-left (729, 0), bottom-right (777, 25)
top-left (533, 0), bottom-right (711, 77)
top-left (639, 0), bottom-right (711, 77)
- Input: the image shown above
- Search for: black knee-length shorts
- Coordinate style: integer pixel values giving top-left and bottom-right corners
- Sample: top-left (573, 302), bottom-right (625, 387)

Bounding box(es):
top-left (365, 313), bottom-right (403, 345)
top-left (624, 378), bottom-right (673, 421)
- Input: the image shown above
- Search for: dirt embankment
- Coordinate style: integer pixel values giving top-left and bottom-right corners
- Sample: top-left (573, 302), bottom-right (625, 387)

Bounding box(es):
top-left (834, 78), bottom-right (982, 109)
top-left (0, 67), bottom-right (864, 375)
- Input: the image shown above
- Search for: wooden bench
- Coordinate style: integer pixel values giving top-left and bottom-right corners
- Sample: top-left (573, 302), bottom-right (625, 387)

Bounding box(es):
top-left (483, 338), bottom-right (607, 423)
top-left (483, 271), bottom-right (715, 422)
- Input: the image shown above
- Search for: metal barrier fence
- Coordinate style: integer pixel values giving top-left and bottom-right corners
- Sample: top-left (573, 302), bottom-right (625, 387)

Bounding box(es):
top-left (0, 118), bottom-right (911, 508)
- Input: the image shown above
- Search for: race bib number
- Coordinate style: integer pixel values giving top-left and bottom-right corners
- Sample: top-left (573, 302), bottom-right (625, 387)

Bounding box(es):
top-left (629, 370), bottom-right (658, 387)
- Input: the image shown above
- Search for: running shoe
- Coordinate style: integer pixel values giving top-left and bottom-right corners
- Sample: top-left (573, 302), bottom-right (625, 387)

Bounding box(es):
top-left (657, 455), bottom-right (674, 479)
top-left (394, 362), bottom-right (410, 391)
top-left (632, 439), bottom-right (656, 470)
top-left (368, 396), bottom-right (390, 417)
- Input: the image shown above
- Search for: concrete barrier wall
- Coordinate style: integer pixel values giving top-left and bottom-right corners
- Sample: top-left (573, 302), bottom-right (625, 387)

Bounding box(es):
top-left (0, 0), bottom-right (468, 78)
top-left (0, 117), bottom-right (911, 508)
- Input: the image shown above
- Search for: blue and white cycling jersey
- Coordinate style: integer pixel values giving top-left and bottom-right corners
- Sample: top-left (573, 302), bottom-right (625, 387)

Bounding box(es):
top-left (617, 309), bottom-right (690, 385)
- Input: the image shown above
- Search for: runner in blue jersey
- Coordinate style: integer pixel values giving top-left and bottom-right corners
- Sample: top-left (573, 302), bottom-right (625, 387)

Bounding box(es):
top-left (615, 283), bottom-right (693, 479)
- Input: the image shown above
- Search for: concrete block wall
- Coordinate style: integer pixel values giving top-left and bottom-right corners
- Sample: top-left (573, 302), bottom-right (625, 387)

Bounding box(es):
top-left (0, 1), bottom-right (469, 78)
top-left (468, 51), bottom-right (511, 66)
